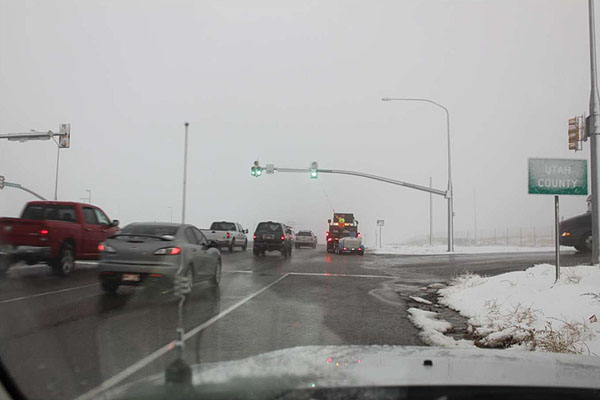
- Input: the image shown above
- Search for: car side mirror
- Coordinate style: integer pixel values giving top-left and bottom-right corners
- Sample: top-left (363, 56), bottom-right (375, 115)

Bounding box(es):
top-left (111, 220), bottom-right (119, 227)
top-left (244, 229), bottom-right (248, 234)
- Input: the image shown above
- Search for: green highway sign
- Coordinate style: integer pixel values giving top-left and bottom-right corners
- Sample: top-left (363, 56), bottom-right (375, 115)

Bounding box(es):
top-left (528, 158), bottom-right (588, 195)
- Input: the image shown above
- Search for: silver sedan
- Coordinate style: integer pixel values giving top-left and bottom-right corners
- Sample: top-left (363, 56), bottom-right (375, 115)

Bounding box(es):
top-left (97, 222), bottom-right (221, 294)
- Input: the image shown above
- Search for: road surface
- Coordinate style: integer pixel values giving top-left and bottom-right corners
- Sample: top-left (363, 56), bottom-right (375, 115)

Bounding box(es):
top-left (0, 246), bottom-right (589, 399)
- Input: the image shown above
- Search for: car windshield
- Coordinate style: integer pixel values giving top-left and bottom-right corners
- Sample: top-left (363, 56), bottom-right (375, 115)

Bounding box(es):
top-left (210, 222), bottom-right (236, 231)
top-left (3, 2), bottom-right (600, 400)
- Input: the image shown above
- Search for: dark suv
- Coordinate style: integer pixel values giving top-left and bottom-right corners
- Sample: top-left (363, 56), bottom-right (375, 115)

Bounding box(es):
top-left (253, 221), bottom-right (294, 257)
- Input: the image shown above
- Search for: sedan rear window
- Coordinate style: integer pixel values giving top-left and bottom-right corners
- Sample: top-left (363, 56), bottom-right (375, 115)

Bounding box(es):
top-left (296, 231), bottom-right (312, 236)
top-left (256, 222), bottom-right (282, 233)
top-left (120, 224), bottom-right (178, 237)
top-left (210, 222), bottom-right (236, 231)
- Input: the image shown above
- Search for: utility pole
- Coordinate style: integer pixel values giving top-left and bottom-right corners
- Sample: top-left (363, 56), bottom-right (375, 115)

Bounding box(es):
top-left (182, 122), bottom-right (189, 224)
top-left (473, 188), bottom-right (477, 245)
top-left (589, 0), bottom-right (600, 264)
top-left (86, 190), bottom-right (92, 204)
top-left (429, 177), bottom-right (433, 246)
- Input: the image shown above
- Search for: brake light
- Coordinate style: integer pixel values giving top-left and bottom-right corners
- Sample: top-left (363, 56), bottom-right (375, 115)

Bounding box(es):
top-left (40, 229), bottom-right (49, 235)
top-left (98, 244), bottom-right (105, 251)
top-left (226, 232), bottom-right (230, 239)
top-left (253, 234), bottom-right (257, 240)
top-left (281, 235), bottom-right (285, 241)
top-left (326, 232), bottom-right (329, 236)
top-left (154, 247), bottom-right (181, 255)
top-left (98, 243), bottom-right (116, 253)
top-left (327, 238), bottom-right (332, 242)
top-left (357, 232), bottom-right (361, 237)
top-left (149, 273), bottom-right (163, 278)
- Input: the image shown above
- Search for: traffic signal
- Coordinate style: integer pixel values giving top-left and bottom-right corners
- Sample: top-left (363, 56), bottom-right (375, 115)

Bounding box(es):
top-left (58, 123), bottom-right (70, 148)
top-left (569, 117), bottom-right (580, 151)
top-left (251, 161), bottom-right (262, 177)
top-left (310, 161), bottom-right (318, 179)
top-left (0, 176), bottom-right (4, 190)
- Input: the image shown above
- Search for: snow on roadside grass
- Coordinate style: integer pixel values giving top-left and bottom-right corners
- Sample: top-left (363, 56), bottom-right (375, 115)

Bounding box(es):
top-left (407, 308), bottom-right (474, 348)
top-left (439, 264), bottom-right (599, 355)
top-left (370, 245), bottom-right (573, 255)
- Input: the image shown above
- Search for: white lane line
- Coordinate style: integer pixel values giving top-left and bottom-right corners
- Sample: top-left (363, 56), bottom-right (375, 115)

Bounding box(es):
top-left (225, 270), bottom-right (255, 274)
top-left (74, 273), bottom-right (290, 400)
top-left (290, 272), bottom-right (392, 279)
top-left (0, 283), bottom-right (100, 305)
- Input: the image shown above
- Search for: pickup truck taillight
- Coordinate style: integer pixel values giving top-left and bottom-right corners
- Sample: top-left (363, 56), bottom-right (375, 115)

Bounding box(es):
top-left (40, 229), bottom-right (49, 235)
top-left (253, 234), bottom-right (257, 240)
top-left (280, 235), bottom-right (285, 241)
top-left (98, 243), bottom-right (116, 253)
top-left (226, 232), bottom-right (230, 239)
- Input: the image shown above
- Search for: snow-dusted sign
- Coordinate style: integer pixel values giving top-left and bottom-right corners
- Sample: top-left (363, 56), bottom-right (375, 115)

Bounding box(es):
top-left (528, 158), bottom-right (587, 195)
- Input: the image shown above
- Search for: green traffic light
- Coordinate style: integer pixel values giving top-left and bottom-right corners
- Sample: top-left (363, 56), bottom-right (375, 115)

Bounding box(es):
top-left (251, 167), bottom-right (256, 176)
top-left (310, 170), bottom-right (318, 179)
top-left (256, 169), bottom-right (262, 176)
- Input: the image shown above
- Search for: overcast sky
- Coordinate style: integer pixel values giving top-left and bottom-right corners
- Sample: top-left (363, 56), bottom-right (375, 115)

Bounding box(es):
top-left (0, 0), bottom-right (595, 245)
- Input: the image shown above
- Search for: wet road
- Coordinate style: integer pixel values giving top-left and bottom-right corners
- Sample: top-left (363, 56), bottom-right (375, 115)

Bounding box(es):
top-left (0, 246), bottom-right (589, 399)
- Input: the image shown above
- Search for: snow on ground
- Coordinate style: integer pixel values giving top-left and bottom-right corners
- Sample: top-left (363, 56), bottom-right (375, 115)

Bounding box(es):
top-left (438, 264), bottom-right (600, 355)
top-left (407, 308), bottom-right (474, 348)
top-left (370, 244), bottom-right (573, 255)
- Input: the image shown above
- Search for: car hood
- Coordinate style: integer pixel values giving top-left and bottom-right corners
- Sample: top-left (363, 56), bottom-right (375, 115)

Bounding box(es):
top-left (560, 212), bottom-right (590, 230)
top-left (103, 345), bottom-right (600, 399)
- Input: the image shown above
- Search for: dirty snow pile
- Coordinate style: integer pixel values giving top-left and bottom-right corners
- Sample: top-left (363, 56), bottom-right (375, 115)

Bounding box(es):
top-left (370, 245), bottom-right (571, 255)
top-left (438, 265), bottom-right (600, 355)
top-left (407, 307), bottom-right (474, 348)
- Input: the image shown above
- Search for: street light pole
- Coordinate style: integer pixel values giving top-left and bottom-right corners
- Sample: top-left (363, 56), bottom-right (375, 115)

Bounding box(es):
top-left (86, 190), bottom-right (92, 204)
top-left (182, 122), bottom-right (189, 224)
top-left (54, 146), bottom-right (60, 200)
top-left (382, 97), bottom-right (454, 252)
top-left (588, 0), bottom-right (600, 264)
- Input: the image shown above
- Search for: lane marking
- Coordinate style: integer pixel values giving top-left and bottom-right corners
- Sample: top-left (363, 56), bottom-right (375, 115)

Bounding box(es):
top-left (288, 272), bottom-right (392, 279)
top-left (225, 270), bottom-right (255, 274)
top-left (0, 283), bottom-right (100, 305)
top-left (74, 273), bottom-right (290, 400)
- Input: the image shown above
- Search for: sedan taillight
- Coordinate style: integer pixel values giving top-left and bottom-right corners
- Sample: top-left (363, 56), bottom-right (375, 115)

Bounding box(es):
top-left (98, 243), bottom-right (116, 253)
top-left (154, 247), bottom-right (181, 255)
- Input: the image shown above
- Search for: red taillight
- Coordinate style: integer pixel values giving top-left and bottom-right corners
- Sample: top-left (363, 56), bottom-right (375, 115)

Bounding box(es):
top-left (326, 232), bottom-right (329, 236)
top-left (98, 244), bottom-right (105, 251)
top-left (226, 232), bottom-right (230, 239)
top-left (40, 229), bottom-right (49, 235)
top-left (170, 247), bottom-right (181, 255)
top-left (101, 271), bottom-right (114, 275)
top-left (253, 234), bottom-right (257, 240)
top-left (327, 238), bottom-right (332, 242)
top-left (281, 235), bottom-right (285, 241)
top-left (357, 232), bottom-right (361, 237)
top-left (149, 273), bottom-right (163, 278)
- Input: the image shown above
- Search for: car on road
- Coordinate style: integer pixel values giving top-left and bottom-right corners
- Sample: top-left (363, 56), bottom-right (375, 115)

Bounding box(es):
top-left (335, 235), bottom-right (365, 255)
top-left (201, 221), bottom-right (248, 252)
top-left (560, 211), bottom-right (591, 252)
top-left (295, 230), bottom-right (317, 248)
top-left (0, 201), bottom-right (119, 277)
top-left (97, 222), bottom-right (221, 294)
top-left (252, 221), bottom-right (294, 257)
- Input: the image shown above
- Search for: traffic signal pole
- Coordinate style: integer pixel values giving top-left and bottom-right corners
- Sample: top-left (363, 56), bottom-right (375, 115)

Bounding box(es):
top-left (589, 0), bottom-right (600, 264)
top-left (255, 163), bottom-right (451, 250)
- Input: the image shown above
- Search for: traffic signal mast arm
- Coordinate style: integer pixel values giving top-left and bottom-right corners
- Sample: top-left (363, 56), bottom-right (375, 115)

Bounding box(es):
top-left (261, 164), bottom-right (448, 197)
top-left (0, 181), bottom-right (46, 200)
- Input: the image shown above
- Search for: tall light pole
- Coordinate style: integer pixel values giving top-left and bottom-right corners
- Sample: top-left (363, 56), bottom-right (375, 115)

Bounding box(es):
top-left (382, 97), bottom-right (454, 252)
top-left (86, 189), bottom-right (91, 204)
top-left (182, 122), bottom-right (189, 224)
top-left (588, 0), bottom-right (600, 264)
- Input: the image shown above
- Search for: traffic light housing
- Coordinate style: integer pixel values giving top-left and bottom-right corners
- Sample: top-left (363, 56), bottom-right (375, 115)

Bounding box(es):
top-left (58, 123), bottom-right (70, 148)
top-left (310, 161), bottom-right (318, 179)
top-left (0, 176), bottom-right (4, 190)
top-left (568, 117), bottom-right (580, 151)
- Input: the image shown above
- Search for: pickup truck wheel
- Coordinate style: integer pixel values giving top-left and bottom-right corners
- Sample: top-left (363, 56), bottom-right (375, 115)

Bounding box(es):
top-left (242, 240), bottom-right (247, 251)
top-left (578, 233), bottom-right (593, 253)
top-left (51, 245), bottom-right (74, 276)
top-left (211, 259), bottom-right (222, 286)
top-left (228, 240), bottom-right (235, 253)
top-left (101, 281), bottom-right (119, 294)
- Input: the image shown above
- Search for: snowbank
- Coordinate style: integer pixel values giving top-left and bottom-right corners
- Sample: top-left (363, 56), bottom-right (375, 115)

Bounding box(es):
top-left (407, 308), bottom-right (474, 348)
top-left (438, 265), bottom-right (600, 355)
top-left (370, 245), bottom-right (573, 255)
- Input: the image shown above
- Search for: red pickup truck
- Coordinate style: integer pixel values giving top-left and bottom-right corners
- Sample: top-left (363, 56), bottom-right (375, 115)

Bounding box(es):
top-left (0, 201), bottom-right (119, 277)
